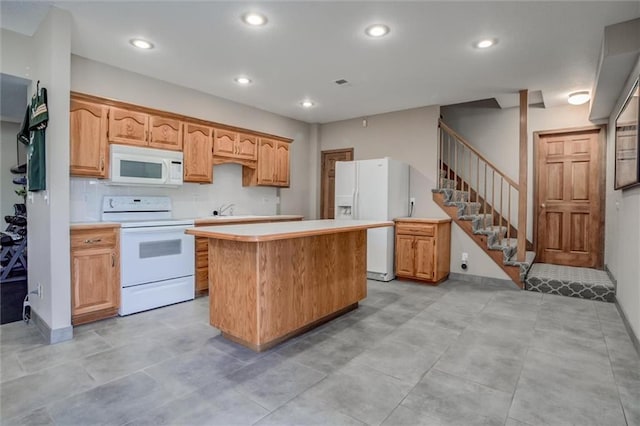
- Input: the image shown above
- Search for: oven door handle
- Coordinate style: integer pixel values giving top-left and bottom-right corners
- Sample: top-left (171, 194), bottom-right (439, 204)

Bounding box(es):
top-left (121, 226), bottom-right (193, 235)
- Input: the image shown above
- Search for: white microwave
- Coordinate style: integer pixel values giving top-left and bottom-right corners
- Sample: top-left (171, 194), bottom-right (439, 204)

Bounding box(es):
top-left (110, 144), bottom-right (184, 187)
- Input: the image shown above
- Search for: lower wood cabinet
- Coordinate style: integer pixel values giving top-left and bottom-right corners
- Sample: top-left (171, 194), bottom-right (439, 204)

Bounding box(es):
top-left (70, 225), bottom-right (120, 325)
top-left (394, 218), bottom-right (451, 284)
top-left (194, 217), bottom-right (303, 294)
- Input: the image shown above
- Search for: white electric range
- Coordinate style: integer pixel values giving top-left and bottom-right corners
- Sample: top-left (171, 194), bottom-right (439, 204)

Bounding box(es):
top-left (101, 196), bottom-right (195, 315)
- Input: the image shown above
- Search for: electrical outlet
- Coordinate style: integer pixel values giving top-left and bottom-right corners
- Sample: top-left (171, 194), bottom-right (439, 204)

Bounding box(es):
top-left (462, 252), bottom-right (469, 262)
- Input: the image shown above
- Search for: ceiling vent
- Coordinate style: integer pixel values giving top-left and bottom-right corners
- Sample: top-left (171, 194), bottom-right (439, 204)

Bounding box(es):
top-left (335, 79), bottom-right (349, 85)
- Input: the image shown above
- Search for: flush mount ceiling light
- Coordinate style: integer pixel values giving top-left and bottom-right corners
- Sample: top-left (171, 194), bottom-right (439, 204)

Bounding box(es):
top-left (242, 12), bottom-right (267, 26)
top-left (129, 38), bottom-right (154, 50)
top-left (474, 38), bottom-right (497, 49)
top-left (568, 91), bottom-right (590, 105)
top-left (301, 100), bottom-right (315, 108)
top-left (234, 76), bottom-right (252, 85)
top-left (365, 24), bottom-right (390, 38)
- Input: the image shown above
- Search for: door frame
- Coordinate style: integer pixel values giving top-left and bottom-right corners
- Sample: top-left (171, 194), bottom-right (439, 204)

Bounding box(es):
top-left (533, 125), bottom-right (607, 268)
top-left (320, 148), bottom-right (354, 219)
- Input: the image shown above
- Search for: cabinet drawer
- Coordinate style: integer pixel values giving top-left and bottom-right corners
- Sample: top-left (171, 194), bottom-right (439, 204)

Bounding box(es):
top-left (195, 237), bottom-right (208, 252)
top-left (395, 223), bottom-right (435, 237)
top-left (196, 251), bottom-right (208, 269)
top-left (71, 228), bottom-right (117, 250)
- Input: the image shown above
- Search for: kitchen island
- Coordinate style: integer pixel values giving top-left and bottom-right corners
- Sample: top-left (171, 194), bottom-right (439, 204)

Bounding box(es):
top-left (186, 219), bottom-right (392, 351)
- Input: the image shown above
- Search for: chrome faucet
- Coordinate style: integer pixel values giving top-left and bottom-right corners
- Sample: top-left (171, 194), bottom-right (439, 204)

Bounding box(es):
top-left (217, 203), bottom-right (235, 216)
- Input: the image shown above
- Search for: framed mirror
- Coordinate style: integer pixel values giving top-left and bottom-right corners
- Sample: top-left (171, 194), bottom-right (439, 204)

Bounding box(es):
top-left (615, 77), bottom-right (640, 190)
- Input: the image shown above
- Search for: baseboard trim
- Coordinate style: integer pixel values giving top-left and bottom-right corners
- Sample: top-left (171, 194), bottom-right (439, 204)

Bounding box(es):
top-left (614, 298), bottom-right (640, 357)
top-left (449, 272), bottom-right (519, 290)
top-left (31, 310), bottom-right (73, 345)
top-left (604, 264), bottom-right (617, 291)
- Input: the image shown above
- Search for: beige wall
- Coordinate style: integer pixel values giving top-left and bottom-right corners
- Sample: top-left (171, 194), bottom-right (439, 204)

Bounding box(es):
top-left (70, 56), bottom-right (314, 219)
top-left (26, 8), bottom-right (72, 338)
top-left (606, 57), bottom-right (640, 342)
top-left (319, 105), bottom-right (510, 280)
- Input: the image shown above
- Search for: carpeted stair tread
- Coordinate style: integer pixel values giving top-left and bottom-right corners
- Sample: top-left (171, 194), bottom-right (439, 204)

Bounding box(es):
top-left (525, 263), bottom-right (615, 302)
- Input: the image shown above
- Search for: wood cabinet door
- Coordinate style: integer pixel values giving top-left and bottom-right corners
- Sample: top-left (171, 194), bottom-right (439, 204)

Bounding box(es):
top-left (213, 129), bottom-right (237, 158)
top-left (236, 133), bottom-right (258, 160)
top-left (70, 99), bottom-right (109, 178)
top-left (149, 116), bottom-right (182, 151)
top-left (415, 236), bottom-right (436, 280)
top-left (184, 123), bottom-right (213, 183)
top-left (395, 235), bottom-right (415, 277)
top-left (108, 107), bottom-right (148, 146)
top-left (71, 247), bottom-right (119, 317)
top-left (257, 138), bottom-right (276, 185)
top-left (274, 141), bottom-right (290, 187)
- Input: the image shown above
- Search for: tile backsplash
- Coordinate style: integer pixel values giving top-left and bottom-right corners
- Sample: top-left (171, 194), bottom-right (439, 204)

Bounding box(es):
top-left (70, 164), bottom-right (279, 222)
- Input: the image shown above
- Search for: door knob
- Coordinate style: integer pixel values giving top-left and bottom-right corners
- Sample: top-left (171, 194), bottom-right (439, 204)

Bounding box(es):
top-left (541, 203), bottom-right (546, 208)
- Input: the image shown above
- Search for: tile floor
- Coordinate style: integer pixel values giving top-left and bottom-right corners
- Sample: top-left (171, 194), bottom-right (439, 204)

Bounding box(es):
top-left (1, 279), bottom-right (639, 426)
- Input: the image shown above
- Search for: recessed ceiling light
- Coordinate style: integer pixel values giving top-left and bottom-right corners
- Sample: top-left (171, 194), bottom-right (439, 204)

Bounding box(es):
top-left (242, 12), bottom-right (267, 26)
top-left (474, 38), bottom-right (497, 49)
top-left (301, 100), bottom-right (315, 108)
top-left (234, 76), bottom-right (252, 85)
top-left (129, 38), bottom-right (154, 50)
top-left (365, 24), bottom-right (390, 38)
top-left (568, 91), bottom-right (590, 105)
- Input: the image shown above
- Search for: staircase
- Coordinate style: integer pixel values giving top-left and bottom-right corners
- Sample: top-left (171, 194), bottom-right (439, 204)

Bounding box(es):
top-left (433, 120), bottom-right (535, 288)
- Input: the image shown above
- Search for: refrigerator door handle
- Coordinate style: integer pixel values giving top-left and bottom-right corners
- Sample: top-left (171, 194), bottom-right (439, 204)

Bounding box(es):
top-left (354, 189), bottom-right (359, 219)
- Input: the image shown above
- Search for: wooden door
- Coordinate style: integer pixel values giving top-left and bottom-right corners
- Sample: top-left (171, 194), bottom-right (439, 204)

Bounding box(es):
top-left (237, 133), bottom-right (258, 161)
top-left (213, 129), bottom-right (237, 158)
top-left (71, 247), bottom-right (118, 318)
top-left (415, 236), bottom-right (435, 280)
top-left (274, 141), bottom-right (290, 187)
top-left (257, 138), bottom-right (276, 185)
top-left (70, 99), bottom-right (109, 178)
top-left (183, 123), bottom-right (213, 183)
top-left (149, 116), bottom-right (182, 151)
top-left (107, 107), bottom-right (148, 146)
top-left (320, 148), bottom-right (354, 218)
top-left (535, 128), bottom-right (605, 268)
top-left (395, 235), bottom-right (415, 276)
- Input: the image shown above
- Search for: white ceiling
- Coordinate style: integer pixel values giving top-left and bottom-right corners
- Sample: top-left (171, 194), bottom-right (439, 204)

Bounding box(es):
top-left (2, 1), bottom-right (639, 123)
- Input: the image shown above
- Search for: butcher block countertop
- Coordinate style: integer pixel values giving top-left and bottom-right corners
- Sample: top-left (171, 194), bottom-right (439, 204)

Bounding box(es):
top-left (70, 222), bottom-right (121, 230)
top-left (194, 215), bottom-right (303, 226)
top-left (185, 219), bottom-right (392, 242)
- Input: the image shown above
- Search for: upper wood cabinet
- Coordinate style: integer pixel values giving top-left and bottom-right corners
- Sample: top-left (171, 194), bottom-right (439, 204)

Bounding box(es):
top-left (149, 116), bottom-right (182, 151)
top-left (70, 99), bottom-right (109, 178)
top-left (213, 129), bottom-right (257, 162)
top-left (243, 138), bottom-right (290, 187)
top-left (183, 122), bottom-right (213, 183)
top-left (108, 107), bottom-right (148, 146)
top-left (274, 141), bottom-right (290, 186)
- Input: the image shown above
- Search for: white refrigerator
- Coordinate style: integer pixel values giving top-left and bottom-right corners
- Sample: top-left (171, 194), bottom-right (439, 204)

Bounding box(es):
top-left (335, 158), bottom-right (409, 281)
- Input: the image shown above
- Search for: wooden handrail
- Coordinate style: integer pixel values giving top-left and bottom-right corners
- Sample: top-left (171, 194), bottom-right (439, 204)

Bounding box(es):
top-left (439, 120), bottom-right (519, 190)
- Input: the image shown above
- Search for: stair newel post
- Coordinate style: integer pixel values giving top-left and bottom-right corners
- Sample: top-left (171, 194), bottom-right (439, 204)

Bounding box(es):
top-left (454, 138), bottom-right (458, 190)
top-left (517, 90), bottom-right (528, 262)
top-left (438, 124), bottom-right (443, 188)
top-left (483, 163), bottom-right (488, 227)
top-left (507, 185), bottom-right (512, 247)
top-left (476, 157), bottom-right (480, 205)
top-left (491, 169), bottom-right (495, 232)
top-left (499, 176), bottom-right (504, 245)
top-left (468, 147), bottom-right (472, 202)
